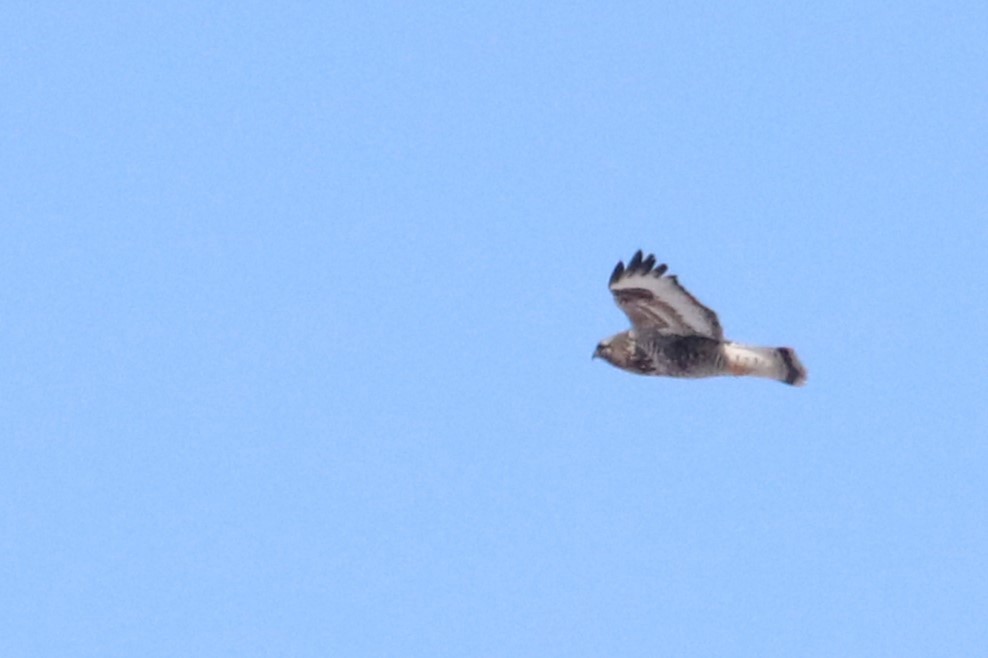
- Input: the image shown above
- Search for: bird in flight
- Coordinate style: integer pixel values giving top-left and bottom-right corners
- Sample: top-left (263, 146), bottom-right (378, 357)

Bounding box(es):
top-left (594, 250), bottom-right (807, 386)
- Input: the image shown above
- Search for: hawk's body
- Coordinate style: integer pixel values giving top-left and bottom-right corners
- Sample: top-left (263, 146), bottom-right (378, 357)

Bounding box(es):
top-left (624, 332), bottom-right (726, 378)
top-left (594, 251), bottom-right (807, 386)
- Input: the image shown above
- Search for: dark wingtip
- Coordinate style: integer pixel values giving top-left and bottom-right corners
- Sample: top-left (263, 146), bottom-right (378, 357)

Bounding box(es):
top-left (609, 261), bottom-right (625, 286)
top-left (640, 253), bottom-right (656, 273)
top-left (627, 250), bottom-right (643, 272)
top-left (612, 250), bottom-right (669, 282)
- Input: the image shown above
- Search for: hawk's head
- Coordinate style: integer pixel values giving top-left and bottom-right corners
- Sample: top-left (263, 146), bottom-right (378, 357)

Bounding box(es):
top-left (593, 332), bottom-right (635, 368)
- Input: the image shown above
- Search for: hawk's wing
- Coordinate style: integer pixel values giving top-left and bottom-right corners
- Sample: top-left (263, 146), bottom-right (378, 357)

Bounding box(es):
top-left (609, 250), bottom-right (724, 340)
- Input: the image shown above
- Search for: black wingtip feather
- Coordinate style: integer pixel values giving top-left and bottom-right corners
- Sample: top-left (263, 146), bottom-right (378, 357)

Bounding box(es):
top-left (627, 250), bottom-right (643, 272)
top-left (640, 253), bottom-right (656, 273)
top-left (609, 261), bottom-right (625, 286)
top-left (610, 251), bottom-right (670, 284)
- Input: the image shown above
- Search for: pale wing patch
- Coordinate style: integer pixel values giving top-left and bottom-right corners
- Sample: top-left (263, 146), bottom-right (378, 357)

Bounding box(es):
top-left (608, 250), bottom-right (723, 340)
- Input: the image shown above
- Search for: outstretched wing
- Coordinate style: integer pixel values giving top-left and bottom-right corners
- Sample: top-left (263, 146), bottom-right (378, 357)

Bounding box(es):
top-left (609, 250), bottom-right (723, 340)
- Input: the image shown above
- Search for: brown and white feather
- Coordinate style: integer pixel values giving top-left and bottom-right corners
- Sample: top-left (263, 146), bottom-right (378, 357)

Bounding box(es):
top-left (609, 250), bottom-right (723, 340)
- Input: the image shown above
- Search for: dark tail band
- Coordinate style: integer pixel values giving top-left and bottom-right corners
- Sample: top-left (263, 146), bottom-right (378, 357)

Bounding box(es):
top-left (777, 347), bottom-right (807, 386)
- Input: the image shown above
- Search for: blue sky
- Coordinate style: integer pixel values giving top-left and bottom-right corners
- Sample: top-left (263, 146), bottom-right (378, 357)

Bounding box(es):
top-left (2, 2), bottom-right (986, 656)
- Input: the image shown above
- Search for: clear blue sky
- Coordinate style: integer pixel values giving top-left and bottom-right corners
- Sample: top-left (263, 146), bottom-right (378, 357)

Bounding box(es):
top-left (3, 3), bottom-right (986, 656)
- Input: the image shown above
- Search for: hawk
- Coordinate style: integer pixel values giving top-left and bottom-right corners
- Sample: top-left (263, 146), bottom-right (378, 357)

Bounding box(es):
top-left (593, 250), bottom-right (807, 386)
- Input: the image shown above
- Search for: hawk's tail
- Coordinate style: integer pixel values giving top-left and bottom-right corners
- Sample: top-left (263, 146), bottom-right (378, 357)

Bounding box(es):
top-left (722, 343), bottom-right (808, 386)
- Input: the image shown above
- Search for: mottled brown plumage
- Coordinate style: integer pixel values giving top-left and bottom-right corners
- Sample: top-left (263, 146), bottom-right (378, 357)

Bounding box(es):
top-left (594, 251), bottom-right (807, 386)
